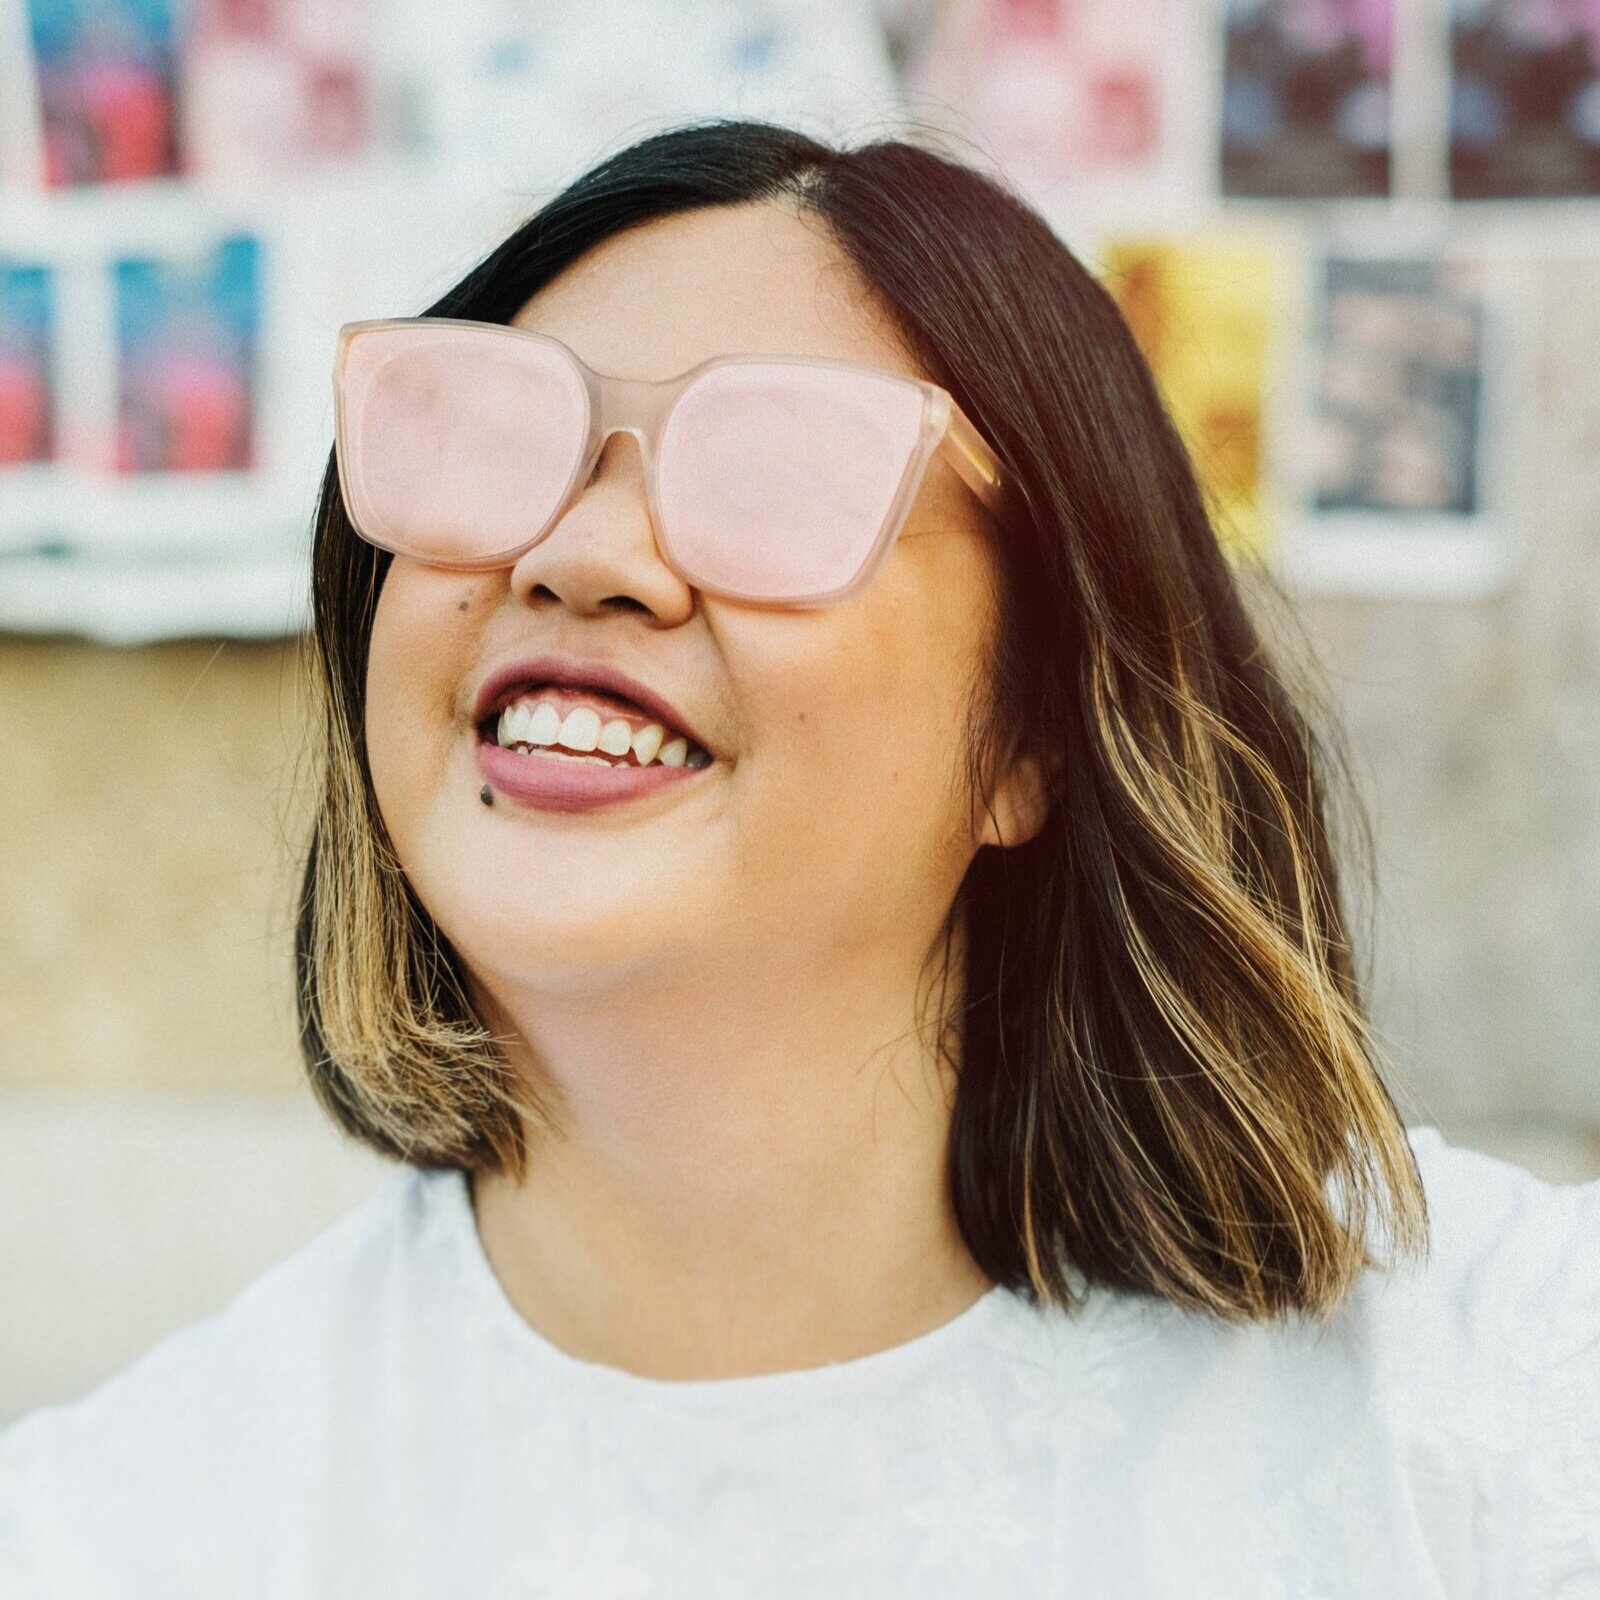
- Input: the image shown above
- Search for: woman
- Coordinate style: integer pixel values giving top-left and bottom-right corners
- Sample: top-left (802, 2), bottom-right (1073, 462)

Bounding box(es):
top-left (2, 118), bottom-right (1595, 1597)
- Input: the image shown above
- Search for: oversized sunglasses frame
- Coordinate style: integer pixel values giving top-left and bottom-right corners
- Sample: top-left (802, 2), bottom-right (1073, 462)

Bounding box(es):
top-left (332, 316), bottom-right (1015, 609)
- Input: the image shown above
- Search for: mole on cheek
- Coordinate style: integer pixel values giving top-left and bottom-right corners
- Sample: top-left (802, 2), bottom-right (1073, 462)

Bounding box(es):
top-left (457, 600), bottom-right (469, 612)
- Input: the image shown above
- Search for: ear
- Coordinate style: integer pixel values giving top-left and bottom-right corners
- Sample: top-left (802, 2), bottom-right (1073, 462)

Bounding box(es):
top-left (975, 745), bottom-right (1052, 851)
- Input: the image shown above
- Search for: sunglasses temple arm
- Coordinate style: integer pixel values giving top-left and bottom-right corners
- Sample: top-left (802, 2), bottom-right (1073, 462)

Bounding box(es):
top-left (942, 401), bottom-right (1011, 518)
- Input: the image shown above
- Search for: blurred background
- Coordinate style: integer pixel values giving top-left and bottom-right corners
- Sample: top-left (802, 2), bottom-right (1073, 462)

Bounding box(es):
top-left (2, 0), bottom-right (1597, 1425)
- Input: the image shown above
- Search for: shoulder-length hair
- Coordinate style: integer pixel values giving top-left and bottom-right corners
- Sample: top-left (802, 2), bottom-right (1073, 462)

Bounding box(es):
top-left (295, 116), bottom-right (1429, 1325)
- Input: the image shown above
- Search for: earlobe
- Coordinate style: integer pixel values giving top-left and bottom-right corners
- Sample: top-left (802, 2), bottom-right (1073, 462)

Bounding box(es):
top-left (978, 749), bottom-right (1052, 850)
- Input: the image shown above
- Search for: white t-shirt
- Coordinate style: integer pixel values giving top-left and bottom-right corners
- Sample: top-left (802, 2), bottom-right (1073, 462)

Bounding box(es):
top-left (1, 1123), bottom-right (1596, 1599)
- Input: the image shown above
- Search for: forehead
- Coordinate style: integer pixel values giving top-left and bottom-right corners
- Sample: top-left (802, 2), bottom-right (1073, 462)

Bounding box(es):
top-left (508, 200), bottom-right (924, 387)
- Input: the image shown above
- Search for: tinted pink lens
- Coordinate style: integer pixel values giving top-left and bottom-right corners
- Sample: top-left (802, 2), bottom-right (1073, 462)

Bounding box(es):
top-left (338, 325), bottom-right (587, 562)
top-left (655, 361), bottom-right (926, 601)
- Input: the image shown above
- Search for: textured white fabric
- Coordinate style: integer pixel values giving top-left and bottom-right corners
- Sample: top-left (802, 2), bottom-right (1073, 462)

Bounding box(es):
top-left (1, 1123), bottom-right (1596, 1599)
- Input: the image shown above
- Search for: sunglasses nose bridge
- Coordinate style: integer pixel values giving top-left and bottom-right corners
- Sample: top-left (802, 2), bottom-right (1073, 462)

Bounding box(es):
top-left (591, 369), bottom-right (680, 455)
top-left (571, 373), bottom-right (684, 562)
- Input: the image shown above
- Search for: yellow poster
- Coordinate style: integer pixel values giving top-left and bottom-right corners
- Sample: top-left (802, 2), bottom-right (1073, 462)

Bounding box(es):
top-left (1097, 236), bottom-right (1290, 565)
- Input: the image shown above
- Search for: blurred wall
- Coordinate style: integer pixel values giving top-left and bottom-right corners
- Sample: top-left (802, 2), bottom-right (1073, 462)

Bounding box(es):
top-left (1278, 255), bottom-right (1600, 1133)
top-left (1, 635), bottom-right (312, 1094)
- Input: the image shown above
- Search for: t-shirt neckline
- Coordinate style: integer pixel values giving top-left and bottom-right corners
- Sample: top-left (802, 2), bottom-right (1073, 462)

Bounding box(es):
top-left (430, 1164), bottom-right (1015, 1414)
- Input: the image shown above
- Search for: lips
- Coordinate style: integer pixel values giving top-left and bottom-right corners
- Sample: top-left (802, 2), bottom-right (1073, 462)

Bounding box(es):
top-left (471, 653), bottom-right (709, 752)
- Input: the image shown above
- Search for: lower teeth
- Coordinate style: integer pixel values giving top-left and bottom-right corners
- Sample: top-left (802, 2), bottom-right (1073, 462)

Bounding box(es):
top-left (514, 745), bottom-right (625, 767)
top-left (499, 740), bottom-right (711, 769)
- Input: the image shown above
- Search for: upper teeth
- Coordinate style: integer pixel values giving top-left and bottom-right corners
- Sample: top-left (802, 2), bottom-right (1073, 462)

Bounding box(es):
top-left (495, 698), bottom-right (709, 767)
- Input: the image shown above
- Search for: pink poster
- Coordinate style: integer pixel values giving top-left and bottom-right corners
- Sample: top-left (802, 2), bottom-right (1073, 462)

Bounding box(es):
top-left (902, 0), bottom-right (1167, 192)
top-left (181, 0), bottom-right (374, 178)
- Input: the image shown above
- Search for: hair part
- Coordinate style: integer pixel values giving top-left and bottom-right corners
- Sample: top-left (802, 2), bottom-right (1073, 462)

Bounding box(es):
top-left (296, 115), bottom-right (1429, 1325)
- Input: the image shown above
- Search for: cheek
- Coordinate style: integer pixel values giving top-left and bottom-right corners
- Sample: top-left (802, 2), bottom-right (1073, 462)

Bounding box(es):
top-left (363, 567), bottom-right (473, 838)
top-left (721, 568), bottom-right (982, 859)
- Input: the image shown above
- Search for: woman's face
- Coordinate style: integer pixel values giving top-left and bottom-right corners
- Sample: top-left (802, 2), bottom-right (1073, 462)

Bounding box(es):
top-left (364, 200), bottom-right (1044, 1012)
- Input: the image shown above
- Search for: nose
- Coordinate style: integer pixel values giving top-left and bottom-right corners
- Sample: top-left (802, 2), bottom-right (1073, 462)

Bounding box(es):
top-left (506, 427), bottom-right (694, 623)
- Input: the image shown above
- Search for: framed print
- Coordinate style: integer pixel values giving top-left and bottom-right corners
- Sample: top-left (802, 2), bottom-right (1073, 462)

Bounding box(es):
top-left (895, 0), bottom-right (1216, 220)
top-left (26, 0), bottom-right (183, 186)
top-left (0, 258), bottom-right (56, 468)
top-left (181, 0), bottom-right (376, 180)
top-left (1449, 0), bottom-right (1600, 198)
top-left (1220, 0), bottom-right (1393, 198)
top-left (112, 231), bottom-right (260, 473)
top-left (1275, 234), bottom-right (1531, 596)
top-left (1095, 224), bottom-right (1305, 566)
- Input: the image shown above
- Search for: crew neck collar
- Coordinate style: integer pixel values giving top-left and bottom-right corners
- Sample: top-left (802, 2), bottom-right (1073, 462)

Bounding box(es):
top-left (427, 1164), bottom-right (1016, 1415)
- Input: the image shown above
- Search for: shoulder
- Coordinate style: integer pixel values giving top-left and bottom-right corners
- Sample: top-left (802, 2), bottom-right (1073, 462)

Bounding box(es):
top-left (0, 1162), bottom-right (454, 1592)
top-left (1378, 1123), bottom-right (1600, 1369)
top-left (1357, 1124), bottom-right (1600, 1591)
top-left (1005, 1124), bottom-right (1600, 1593)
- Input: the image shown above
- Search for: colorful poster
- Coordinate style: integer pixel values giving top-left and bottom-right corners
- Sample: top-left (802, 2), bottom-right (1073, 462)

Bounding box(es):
top-left (1309, 256), bottom-right (1484, 516)
top-left (1098, 234), bottom-right (1291, 564)
top-left (112, 233), bottom-right (261, 472)
top-left (898, 0), bottom-right (1171, 195)
top-left (1450, 0), bottom-right (1600, 197)
top-left (1220, 0), bottom-right (1392, 197)
top-left (1278, 247), bottom-right (1521, 597)
top-left (27, 0), bottom-right (182, 185)
top-left (181, 0), bottom-right (374, 179)
top-left (0, 263), bottom-right (55, 466)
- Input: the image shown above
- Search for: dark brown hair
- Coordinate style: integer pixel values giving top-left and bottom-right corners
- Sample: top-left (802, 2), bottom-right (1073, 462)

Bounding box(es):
top-left (295, 116), bottom-right (1429, 1325)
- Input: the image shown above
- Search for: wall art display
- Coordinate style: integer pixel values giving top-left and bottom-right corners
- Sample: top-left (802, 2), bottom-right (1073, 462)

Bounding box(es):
top-left (2, 0), bottom-right (911, 639)
top-left (1097, 230), bottom-right (1298, 565)
top-left (112, 230), bottom-right (260, 472)
top-left (181, 0), bottom-right (375, 180)
top-left (0, 259), bottom-right (56, 467)
top-left (27, 0), bottom-right (182, 185)
top-left (0, 198), bottom-right (326, 562)
top-left (1, 0), bottom-right (1566, 635)
top-left (1312, 255), bottom-right (1484, 516)
top-left (1278, 243), bottom-right (1527, 596)
top-left (1220, 0), bottom-right (1392, 198)
top-left (894, 0), bottom-right (1212, 217)
top-left (1449, 0), bottom-right (1600, 198)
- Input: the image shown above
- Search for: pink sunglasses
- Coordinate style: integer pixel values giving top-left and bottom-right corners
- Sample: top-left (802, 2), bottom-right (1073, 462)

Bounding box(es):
top-left (332, 317), bottom-right (1012, 608)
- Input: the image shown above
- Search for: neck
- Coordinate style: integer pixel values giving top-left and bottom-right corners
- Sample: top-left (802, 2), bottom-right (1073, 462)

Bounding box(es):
top-left (466, 942), bottom-right (993, 1381)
